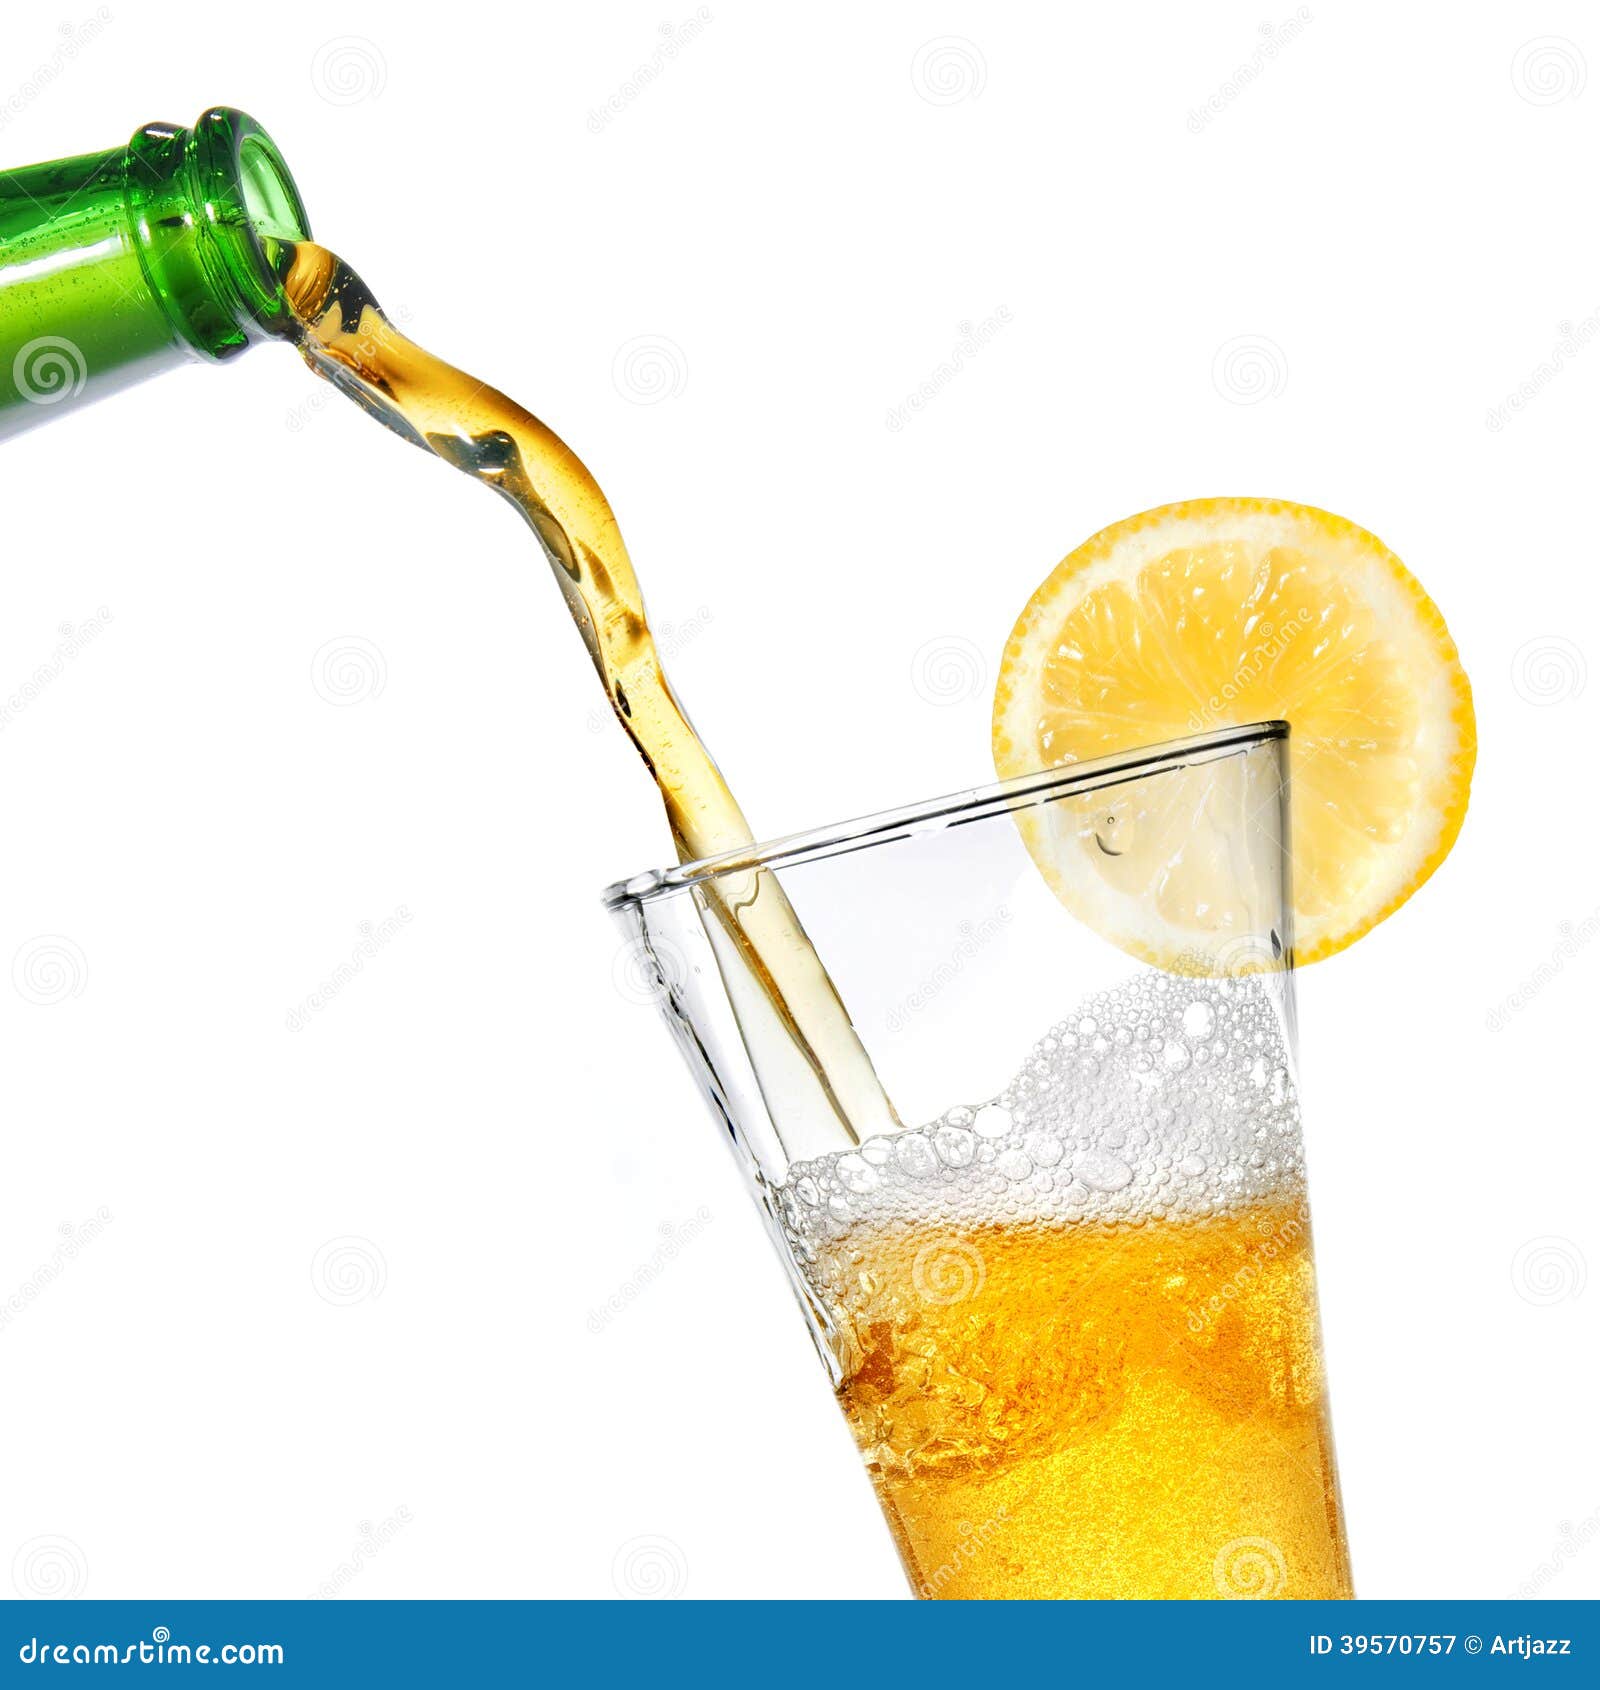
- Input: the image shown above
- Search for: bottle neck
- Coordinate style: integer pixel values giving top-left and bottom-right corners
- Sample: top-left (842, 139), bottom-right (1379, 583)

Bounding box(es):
top-left (0, 107), bottom-right (311, 438)
top-left (126, 107), bottom-right (312, 359)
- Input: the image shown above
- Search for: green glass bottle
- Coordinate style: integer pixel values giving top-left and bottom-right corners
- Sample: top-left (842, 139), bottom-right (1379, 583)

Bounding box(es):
top-left (0, 107), bottom-right (310, 438)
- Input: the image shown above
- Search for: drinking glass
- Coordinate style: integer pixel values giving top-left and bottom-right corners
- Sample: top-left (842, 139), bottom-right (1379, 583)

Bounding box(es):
top-left (603, 722), bottom-right (1351, 1600)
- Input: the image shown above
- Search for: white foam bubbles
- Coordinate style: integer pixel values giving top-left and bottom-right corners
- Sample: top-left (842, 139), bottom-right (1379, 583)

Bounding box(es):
top-left (781, 970), bottom-right (1306, 1263)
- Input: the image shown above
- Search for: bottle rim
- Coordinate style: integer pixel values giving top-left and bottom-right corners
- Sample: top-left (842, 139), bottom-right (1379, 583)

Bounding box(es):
top-left (191, 106), bottom-right (313, 330)
top-left (125, 107), bottom-right (313, 359)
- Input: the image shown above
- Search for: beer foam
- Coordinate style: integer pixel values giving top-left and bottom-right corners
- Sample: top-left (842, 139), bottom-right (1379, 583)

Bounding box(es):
top-left (781, 972), bottom-right (1304, 1254)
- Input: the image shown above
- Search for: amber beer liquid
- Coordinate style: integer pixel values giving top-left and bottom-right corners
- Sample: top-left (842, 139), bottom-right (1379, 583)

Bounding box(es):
top-left (782, 972), bottom-right (1353, 1600)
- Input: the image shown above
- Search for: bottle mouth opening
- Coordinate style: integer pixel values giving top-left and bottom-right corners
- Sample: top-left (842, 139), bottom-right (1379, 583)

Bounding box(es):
top-left (192, 108), bottom-right (313, 333)
top-left (236, 132), bottom-right (310, 244)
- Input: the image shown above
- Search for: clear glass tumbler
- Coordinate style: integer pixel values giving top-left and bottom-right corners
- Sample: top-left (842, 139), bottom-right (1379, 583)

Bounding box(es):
top-left (603, 723), bottom-right (1352, 1600)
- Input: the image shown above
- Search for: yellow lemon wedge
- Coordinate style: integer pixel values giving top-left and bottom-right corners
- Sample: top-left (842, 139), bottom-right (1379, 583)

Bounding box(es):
top-left (991, 497), bottom-right (1476, 966)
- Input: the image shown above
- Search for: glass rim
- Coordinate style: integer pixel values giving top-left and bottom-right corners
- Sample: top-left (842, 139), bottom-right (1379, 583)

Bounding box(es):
top-left (601, 720), bottom-right (1287, 910)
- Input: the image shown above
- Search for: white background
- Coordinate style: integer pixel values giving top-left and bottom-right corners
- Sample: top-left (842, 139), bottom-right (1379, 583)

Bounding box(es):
top-left (1, 0), bottom-right (1596, 1602)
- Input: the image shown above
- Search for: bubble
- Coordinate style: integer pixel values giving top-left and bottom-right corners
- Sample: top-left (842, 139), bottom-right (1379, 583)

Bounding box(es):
top-left (1075, 1151), bottom-right (1133, 1193)
top-left (974, 1104), bottom-right (1012, 1138)
top-left (996, 1149), bottom-right (1032, 1181)
top-left (894, 1134), bottom-right (939, 1179)
top-left (934, 1125), bottom-right (976, 1167)
top-left (1182, 1002), bottom-right (1216, 1040)
top-left (837, 1155), bottom-right (879, 1195)
top-left (780, 971), bottom-right (1304, 1252)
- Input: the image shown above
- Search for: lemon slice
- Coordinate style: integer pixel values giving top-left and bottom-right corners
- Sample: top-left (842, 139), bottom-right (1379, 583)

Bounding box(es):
top-left (992, 498), bottom-right (1476, 966)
